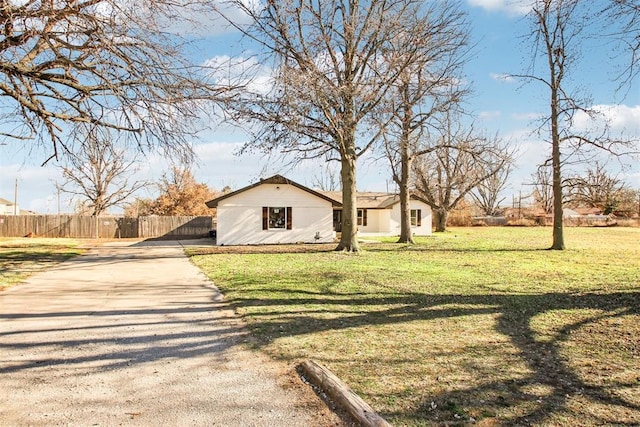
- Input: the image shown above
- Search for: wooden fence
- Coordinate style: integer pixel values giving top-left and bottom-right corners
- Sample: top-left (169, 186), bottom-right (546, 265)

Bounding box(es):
top-left (0, 215), bottom-right (215, 239)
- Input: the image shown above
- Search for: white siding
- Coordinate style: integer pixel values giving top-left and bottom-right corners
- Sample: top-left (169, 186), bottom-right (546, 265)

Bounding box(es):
top-left (216, 184), bottom-right (335, 245)
top-left (389, 201), bottom-right (432, 236)
top-left (358, 209), bottom-right (391, 234)
top-left (0, 203), bottom-right (18, 215)
top-left (357, 201), bottom-right (432, 237)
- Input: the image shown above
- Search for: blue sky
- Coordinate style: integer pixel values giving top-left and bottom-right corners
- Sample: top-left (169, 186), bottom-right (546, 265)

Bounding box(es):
top-left (1, 0), bottom-right (639, 214)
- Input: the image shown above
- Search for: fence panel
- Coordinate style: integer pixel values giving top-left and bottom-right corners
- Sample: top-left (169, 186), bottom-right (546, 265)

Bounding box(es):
top-left (0, 215), bottom-right (214, 239)
top-left (138, 216), bottom-right (214, 238)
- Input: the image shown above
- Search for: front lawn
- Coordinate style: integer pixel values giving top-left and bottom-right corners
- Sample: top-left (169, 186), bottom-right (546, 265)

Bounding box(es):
top-left (189, 227), bottom-right (640, 426)
top-left (0, 238), bottom-right (86, 290)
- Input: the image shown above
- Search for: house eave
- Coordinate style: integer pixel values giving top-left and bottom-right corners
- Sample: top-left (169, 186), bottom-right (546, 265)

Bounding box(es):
top-left (205, 174), bottom-right (343, 208)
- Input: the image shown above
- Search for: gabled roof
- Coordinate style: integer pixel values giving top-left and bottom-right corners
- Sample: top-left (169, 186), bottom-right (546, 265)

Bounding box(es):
top-left (205, 174), bottom-right (343, 208)
top-left (322, 191), bottom-right (429, 209)
top-left (0, 197), bottom-right (15, 206)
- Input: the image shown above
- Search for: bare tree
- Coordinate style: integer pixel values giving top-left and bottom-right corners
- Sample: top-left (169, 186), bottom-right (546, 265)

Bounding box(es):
top-left (312, 163), bottom-right (341, 192)
top-left (529, 165), bottom-right (554, 214)
top-left (216, 0), bottom-right (443, 252)
top-left (602, 1), bottom-right (640, 87)
top-left (518, 0), bottom-right (633, 249)
top-left (57, 126), bottom-right (148, 236)
top-left (614, 187), bottom-right (640, 217)
top-left (471, 164), bottom-right (512, 216)
top-left (0, 0), bottom-right (223, 164)
top-left (377, 1), bottom-right (470, 244)
top-left (566, 162), bottom-right (628, 214)
top-left (412, 116), bottom-right (513, 232)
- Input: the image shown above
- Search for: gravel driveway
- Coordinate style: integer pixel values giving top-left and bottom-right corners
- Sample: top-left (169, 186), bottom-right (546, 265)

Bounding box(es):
top-left (0, 240), bottom-right (342, 426)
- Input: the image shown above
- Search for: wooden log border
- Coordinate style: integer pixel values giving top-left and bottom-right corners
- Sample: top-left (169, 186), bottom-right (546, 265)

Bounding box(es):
top-left (299, 360), bottom-right (392, 427)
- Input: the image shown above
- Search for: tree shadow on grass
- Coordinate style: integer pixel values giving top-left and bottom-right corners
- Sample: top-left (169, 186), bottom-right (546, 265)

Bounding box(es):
top-left (225, 289), bottom-right (640, 425)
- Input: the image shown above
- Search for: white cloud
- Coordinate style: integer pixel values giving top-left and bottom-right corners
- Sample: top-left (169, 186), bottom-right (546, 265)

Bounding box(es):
top-left (467, 0), bottom-right (530, 16)
top-left (158, 1), bottom-right (255, 37)
top-left (490, 72), bottom-right (516, 83)
top-left (479, 110), bottom-right (502, 120)
top-left (502, 105), bottom-right (640, 193)
top-left (511, 112), bottom-right (541, 121)
top-left (204, 54), bottom-right (274, 95)
top-left (194, 141), bottom-right (242, 161)
top-left (571, 104), bottom-right (640, 137)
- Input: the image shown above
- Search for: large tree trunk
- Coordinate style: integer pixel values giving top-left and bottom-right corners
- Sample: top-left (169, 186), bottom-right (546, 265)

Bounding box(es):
top-left (397, 152), bottom-right (415, 244)
top-left (336, 153), bottom-right (360, 252)
top-left (434, 208), bottom-right (448, 232)
top-left (551, 131), bottom-right (565, 249)
top-left (550, 84), bottom-right (565, 250)
top-left (93, 215), bottom-right (99, 239)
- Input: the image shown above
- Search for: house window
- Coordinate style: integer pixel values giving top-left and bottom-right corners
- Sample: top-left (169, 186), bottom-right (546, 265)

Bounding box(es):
top-left (262, 207), bottom-right (292, 230)
top-left (411, 209), bottom-right (422, 227)
top-left (357, 209), bottom-right (368, 226)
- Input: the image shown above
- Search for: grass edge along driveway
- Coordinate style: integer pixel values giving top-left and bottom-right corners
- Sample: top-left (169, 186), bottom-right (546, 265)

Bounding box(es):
top-left (189, 227), bottom-right (640, 426)
top-left (0, 238), bottom-right (86, 290)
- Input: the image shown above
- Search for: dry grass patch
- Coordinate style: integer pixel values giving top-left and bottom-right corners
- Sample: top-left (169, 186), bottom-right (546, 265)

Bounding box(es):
top-left (189, 227), bottom-right (640, 426)
top-left (0, 238), bottom-right (86, 289)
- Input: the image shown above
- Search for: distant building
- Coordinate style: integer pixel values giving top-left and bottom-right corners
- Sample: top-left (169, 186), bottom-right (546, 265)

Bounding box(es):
top-left (0, 197), bottom-right (18, 215)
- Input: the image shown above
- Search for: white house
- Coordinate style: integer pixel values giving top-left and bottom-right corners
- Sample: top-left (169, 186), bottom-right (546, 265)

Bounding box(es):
top-left (0, 198), bottom-right (18, 215)
top-left (323, 192), bottom-right (433, 237)
top-left (205, 175), bottom-right (341, 246)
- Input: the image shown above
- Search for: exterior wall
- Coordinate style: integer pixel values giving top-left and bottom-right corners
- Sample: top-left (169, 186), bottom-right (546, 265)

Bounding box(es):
top-left (216, 183), bottom-right (335, 245)
top-left (357, 201), bottom-right (432, 236)
top-left (0, 203), bottom-right (18, 215)
top-left (389, 200), bottom-right (432, 236)
top-left (358, 209), bottom-right (391, 234)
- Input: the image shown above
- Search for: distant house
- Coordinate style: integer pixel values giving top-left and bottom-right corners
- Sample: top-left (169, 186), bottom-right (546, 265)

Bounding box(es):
top-left (322, 192), bottom-right (432, 237)
top-left (205, 175), bottom-right (341, 246)
top-left (0, 198), bottom-right (18, 215)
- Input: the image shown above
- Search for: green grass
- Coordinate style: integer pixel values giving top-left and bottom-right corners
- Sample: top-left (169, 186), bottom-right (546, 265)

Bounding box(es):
top-left (189, 227), bottom-right (640, 426)
top-left (0, 238), bottom-right (86, 289)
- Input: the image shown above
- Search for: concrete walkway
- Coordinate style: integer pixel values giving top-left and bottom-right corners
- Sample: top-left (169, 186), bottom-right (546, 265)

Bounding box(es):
top-left (0, 240), bottom-right (338, 426)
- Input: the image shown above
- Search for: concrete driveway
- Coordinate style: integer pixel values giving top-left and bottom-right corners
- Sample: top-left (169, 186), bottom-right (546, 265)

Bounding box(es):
top-left (0, 240), bottom-right (340, 426)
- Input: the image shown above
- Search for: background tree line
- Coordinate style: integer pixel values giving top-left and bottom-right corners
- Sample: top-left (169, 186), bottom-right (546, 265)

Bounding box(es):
top-left (123, 167), bottom-right (230, 217)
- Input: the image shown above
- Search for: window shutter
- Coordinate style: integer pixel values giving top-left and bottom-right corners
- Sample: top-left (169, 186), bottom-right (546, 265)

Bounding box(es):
top-left (363, 209), bottom-right (368, 227)
top-left (262, 207), bottom-right (268, 230)
top-left (286, 207), bottom-right (292, 229)
top-left (417, 209), bottom-right (422, 227)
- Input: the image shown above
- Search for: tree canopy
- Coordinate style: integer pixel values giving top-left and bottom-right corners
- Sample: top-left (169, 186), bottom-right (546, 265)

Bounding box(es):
top-left (0, 0), bottom-right (223, 163)
top-left (216, 0), bottom-right (459, 251)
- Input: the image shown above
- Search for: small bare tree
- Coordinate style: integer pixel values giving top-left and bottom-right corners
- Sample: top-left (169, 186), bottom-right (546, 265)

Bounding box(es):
top-left (471, 164), bottom-right (512, 216)
top-left (565, 162), bottom-right (627, 214)
top-left (529, 165), bottom-right (555, 215)
top-left (614, 187), bottom-right (640, 217)
top-left (412, 115), bottom-right (513, 232)
top-left (312, 163), bottom-right (341, 192)
top-left (0, 0), bottom-right (223, 164)
top-left (57, 126), bottom-right (149, 237)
